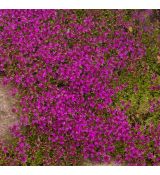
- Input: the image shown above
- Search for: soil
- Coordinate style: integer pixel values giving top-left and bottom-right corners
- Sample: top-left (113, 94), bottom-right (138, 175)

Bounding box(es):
top-left (0, 78), bottom-right (18, 140)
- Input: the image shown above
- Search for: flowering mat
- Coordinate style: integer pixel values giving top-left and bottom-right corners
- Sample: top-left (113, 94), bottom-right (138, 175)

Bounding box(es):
top-left (0, 10), bottom-right (160, 166)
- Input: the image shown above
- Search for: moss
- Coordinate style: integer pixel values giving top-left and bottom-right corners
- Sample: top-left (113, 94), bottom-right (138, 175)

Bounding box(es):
top-left (114, 141), bottom-right (126, 156)
top-left (75, 10), bottom-right (86, 24)
top-left (27, 149), bottom-right (44, 166)
top-left (0, 26), bottom-right (4, 31)
top-left (50, 77), bottom-right (56, 84)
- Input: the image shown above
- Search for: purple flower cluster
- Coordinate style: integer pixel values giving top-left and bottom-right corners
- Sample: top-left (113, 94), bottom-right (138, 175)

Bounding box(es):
top-left (0, 10), bottom-right (159, 165)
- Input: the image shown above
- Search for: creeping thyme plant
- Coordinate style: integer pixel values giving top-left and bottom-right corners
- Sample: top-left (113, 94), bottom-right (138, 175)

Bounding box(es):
top-left (0, 10), bottom-right (160, 165)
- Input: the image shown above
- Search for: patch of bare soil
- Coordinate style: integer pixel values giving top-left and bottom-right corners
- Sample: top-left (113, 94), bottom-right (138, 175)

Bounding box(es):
top-left (0, 78), bottom-right (18, 141)
top-left (83, 160), bottom-right (123, 166)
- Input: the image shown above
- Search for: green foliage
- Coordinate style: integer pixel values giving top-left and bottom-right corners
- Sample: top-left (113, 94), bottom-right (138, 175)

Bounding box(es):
top-left (113, 12), bottom-right (160, 128)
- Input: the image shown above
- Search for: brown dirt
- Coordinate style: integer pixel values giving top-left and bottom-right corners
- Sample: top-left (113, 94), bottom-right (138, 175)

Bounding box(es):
top-left (0, 78), bottom-right (18, 141)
